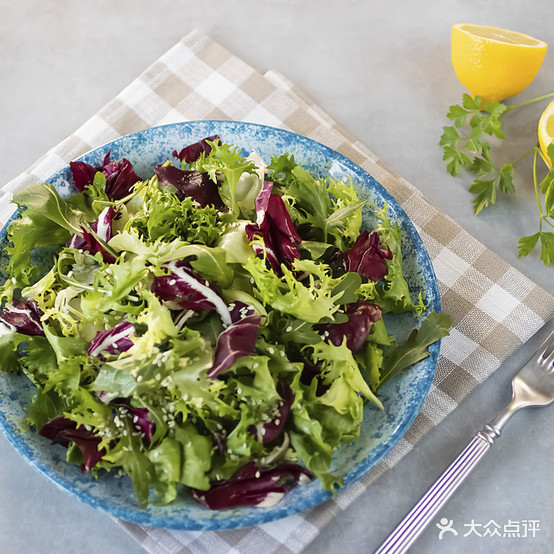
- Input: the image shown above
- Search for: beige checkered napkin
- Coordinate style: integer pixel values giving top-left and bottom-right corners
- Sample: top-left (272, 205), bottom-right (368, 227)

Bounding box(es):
top-left (2, 28), bottom-right (553, 554)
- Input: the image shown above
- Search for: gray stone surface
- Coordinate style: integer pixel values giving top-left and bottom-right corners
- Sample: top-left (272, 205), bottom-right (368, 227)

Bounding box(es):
top-left (0, 1), bottom-right (552, 553)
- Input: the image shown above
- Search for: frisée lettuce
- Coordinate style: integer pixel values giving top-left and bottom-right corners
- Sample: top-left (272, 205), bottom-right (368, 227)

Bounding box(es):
top-left (0, 137), bottom-right (451, 509)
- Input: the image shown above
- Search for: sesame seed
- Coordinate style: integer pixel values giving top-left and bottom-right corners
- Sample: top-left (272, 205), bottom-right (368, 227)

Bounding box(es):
top-left (285, 326), bottom-right (293, 332)
top-left (255, 471), bottom-right (261, 478)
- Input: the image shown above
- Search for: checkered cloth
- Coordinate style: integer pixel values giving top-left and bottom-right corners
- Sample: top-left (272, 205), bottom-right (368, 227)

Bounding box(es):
top-left (1, 28), bottom-right (553, 554)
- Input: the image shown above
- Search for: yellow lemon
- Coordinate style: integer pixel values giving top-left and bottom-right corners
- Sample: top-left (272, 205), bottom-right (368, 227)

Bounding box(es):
top-left (538, 99), bottom-right (554, 166)
top-left (451, 24), bottom-right (547, 104)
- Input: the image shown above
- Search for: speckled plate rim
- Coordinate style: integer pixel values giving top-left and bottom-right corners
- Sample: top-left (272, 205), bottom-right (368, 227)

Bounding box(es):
top-left (0, 121), bottom-right (442, 530)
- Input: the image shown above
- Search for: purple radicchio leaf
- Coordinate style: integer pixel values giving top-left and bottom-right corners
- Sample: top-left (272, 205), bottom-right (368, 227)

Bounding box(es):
top-left (228, 301), bottom-right (256, 323)
top-left (87, 320), bottom-right (135, 359)
top-left (69, 150), bottom-right (141, 200)
top-left (0, 299), bottom-right (45, 336)
top-left (126, 406), bottom-right (154, 443)
top-left (69, 161), bottom-right (98, 191)
top-left (341, 230), bottom-right (393, 282)
top-left (245, 193), bottom-right (301, 274)
top-left (254, 181), bottom-right (274, 225)
top-left (249, 382), bottom-right (294, 443)
top-left (39, 415), bottom-right (105, 472)
top-left (213, 429), bottom-right (227, 455)
top-left (78, 229), bottom-right (117, 263)
top-left (67, 207), bottom-right (118, 263)
top-left (154, 164), bottom-right (225, 210)
top-left (191, 461), bottom-right (313, 510)
top-left (300, 358), bottom-right (329, 396)
top-left (317, 300), bottom-right (382, 352)
top-left (207, 314), bottom-right (262, 379)
top-left (152, 261), bottom-right (222, 313)
top-left (172, 135), bottom-right (220, 163)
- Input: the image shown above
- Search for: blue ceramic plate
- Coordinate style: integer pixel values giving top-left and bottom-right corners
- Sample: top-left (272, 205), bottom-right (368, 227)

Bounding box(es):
top-left (0, 121), bottom-right (441, 530)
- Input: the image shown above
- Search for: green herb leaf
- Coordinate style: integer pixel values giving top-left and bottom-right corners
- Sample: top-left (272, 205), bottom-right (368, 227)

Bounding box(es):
top-left (469, 178), bottom-right (497, 214)
top-left (518, 232), bottom-right (540, 258)
top-left (462, 93), bottom-right (482, 111)
top-left (439, 126), bottom-right (460, 147)
top-left (498, 164), bottom-right (515, 194)
top-left (539, 232), bottom-right (554, 266)
top-left (446, 104), bottom-right (469, 128)
top-left (470, 156), bottom-right (494, 174)
top-left (442, 146), bottom-right (471, 177)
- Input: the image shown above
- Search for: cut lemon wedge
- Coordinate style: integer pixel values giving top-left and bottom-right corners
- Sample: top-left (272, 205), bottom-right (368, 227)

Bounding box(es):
top-left (538, 99), bottom-right (554, 167)
top-left (451, 24), bottom-right (547, 104)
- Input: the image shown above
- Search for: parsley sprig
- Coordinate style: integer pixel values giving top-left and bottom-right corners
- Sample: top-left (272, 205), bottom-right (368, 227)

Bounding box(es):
top-left (517, 144), bottom-right (554, 266)
top-left (440, 92), bottom-right (554, 266)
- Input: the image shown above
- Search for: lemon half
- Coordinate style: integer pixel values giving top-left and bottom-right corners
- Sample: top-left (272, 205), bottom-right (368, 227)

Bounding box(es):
top-left (451, 24), bottom-right (547, 104)
top-left (538, 99), bottom-right (554, 167)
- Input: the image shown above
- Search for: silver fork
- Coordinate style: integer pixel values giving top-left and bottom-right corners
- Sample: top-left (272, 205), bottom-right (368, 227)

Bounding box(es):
top-left (375, 327), bottom-right (554, 554)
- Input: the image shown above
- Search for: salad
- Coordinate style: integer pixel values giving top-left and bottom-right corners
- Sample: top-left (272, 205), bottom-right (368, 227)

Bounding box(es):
top-left (0, 136), bottom-right (450, 510)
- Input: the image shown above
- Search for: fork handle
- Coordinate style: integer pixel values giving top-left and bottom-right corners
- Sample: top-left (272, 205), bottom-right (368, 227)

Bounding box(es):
top-left (375, 425), bottom-right (501, 554)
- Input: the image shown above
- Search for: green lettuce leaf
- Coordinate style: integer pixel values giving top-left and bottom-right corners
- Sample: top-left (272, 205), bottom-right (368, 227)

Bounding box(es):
top-left (190, 141), bottom-right (258, 215)
top-left (243, 256), bottom-right (350, 323)
top-left (378, 311), bottom-right (452, 388)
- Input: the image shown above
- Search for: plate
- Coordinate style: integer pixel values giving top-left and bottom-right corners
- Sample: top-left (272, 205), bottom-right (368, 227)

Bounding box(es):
top-left (0, 121), bottom-right (441, 530)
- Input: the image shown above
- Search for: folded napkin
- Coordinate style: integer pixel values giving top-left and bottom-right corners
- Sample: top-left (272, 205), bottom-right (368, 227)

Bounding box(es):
top-left (1, 28), bottom-right (553, 554)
